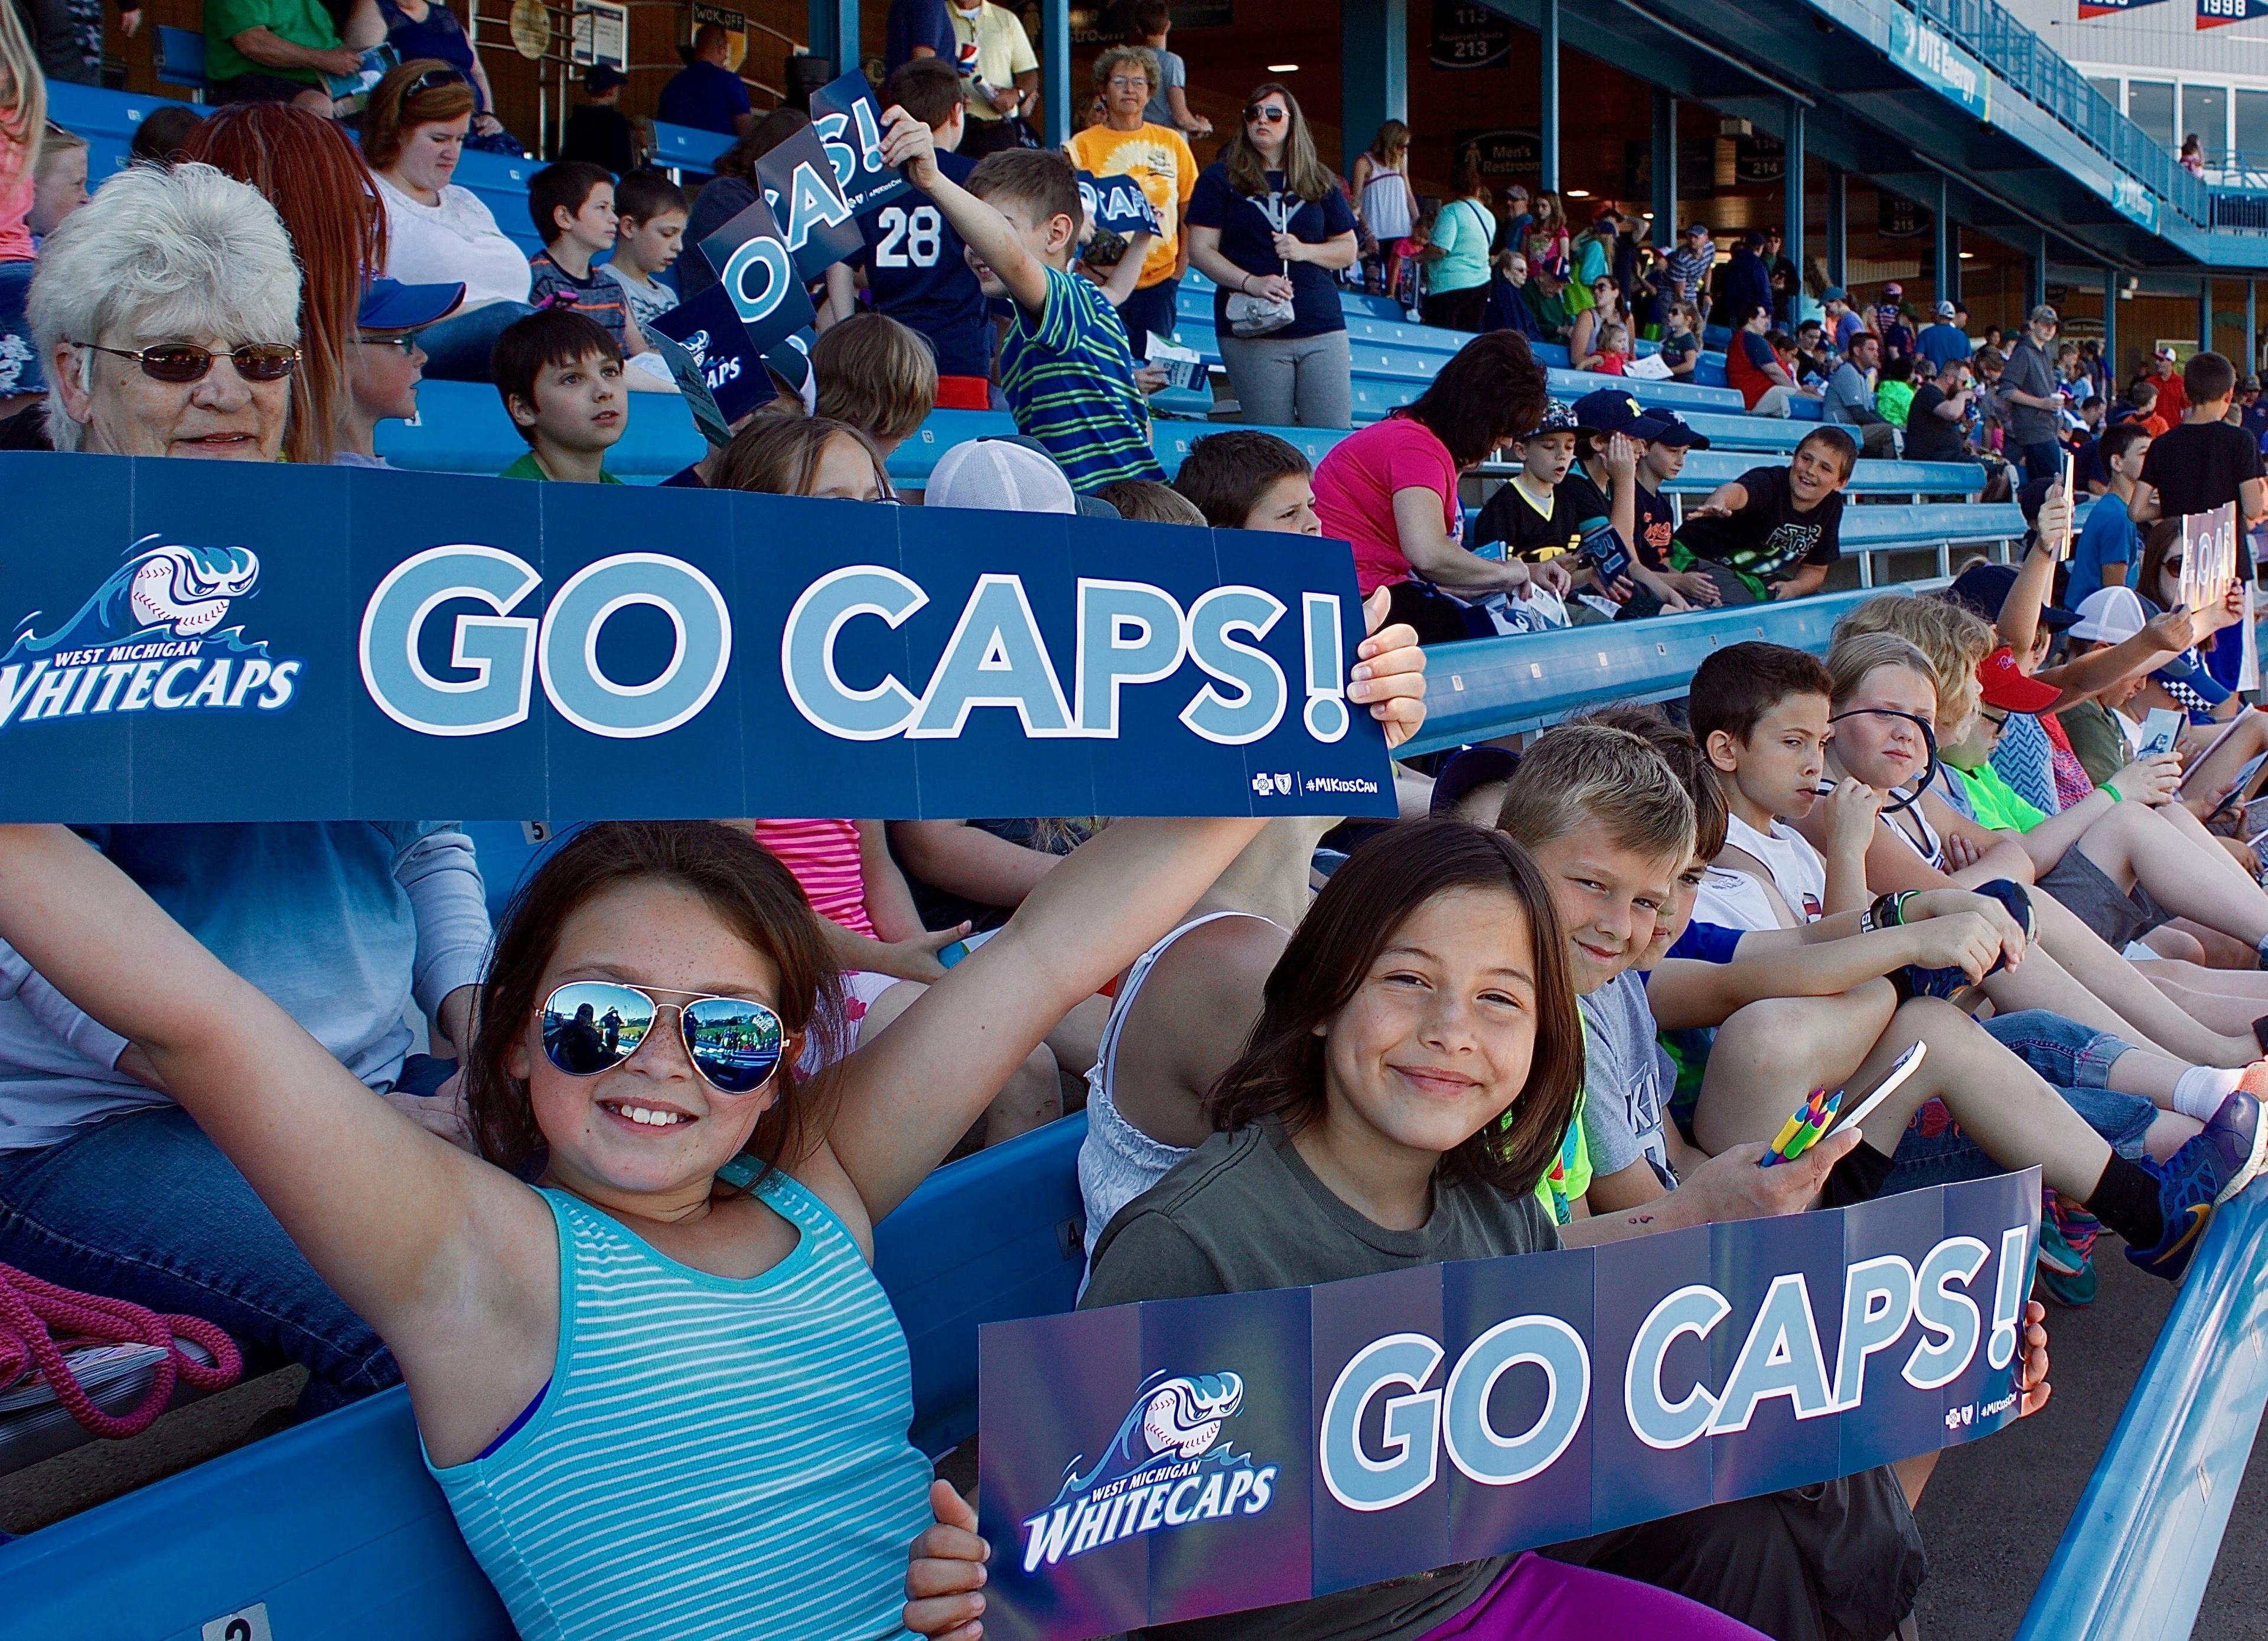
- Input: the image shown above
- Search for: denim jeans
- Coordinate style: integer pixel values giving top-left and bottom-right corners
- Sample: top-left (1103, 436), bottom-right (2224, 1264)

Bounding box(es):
top-left (416, 299), bottom-right (538, 383)
top-left (1879, 1008), bottom-right (2155, 1195)
top-left (1116, 277), bottom-right (1179, 363)
top-left (0, 1105), bottom-right (399, 1411)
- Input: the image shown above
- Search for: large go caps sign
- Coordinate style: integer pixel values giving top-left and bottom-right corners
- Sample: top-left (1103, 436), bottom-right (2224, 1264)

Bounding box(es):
top-left (979, 1170), bottom-right (2039, 1641)
top-left (0, 454), bottom-right (1396, 823)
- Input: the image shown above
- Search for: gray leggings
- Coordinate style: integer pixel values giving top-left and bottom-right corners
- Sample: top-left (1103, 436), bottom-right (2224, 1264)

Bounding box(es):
top-left (1217, 329), bottom-right (1354, 429)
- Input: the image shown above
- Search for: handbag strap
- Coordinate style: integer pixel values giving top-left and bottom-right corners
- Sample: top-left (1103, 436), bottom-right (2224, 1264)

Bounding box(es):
top-left (0, 1261), bottom-right (242, 1439)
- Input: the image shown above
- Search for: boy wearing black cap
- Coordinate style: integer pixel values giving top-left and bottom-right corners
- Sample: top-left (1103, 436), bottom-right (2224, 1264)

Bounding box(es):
top-left (559, 65), bottom-right (637, 175)
top-left (1557, 389), bottom-right (1723, 616)
top-left (1471, 399), bottom-right (1640, 620)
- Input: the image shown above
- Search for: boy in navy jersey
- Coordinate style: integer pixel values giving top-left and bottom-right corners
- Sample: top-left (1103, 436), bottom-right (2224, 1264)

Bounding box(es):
top-left (863, 60), bottom-right (995, 411)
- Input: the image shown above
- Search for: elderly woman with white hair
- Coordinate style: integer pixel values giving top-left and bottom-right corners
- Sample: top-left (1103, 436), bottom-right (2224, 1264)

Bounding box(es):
top-left (5, 159), bottom-right (494, 1415)
top-left (26, 160), bottom-right (301, 457)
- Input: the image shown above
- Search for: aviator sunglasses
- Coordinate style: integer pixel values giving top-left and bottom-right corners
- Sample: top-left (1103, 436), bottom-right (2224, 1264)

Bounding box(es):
top-left (539, 980), bottom-right (784, 1095)
top-left (73, 341), bottom-right (301, 384)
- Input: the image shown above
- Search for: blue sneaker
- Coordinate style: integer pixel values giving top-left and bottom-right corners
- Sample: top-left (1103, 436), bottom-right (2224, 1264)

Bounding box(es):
top-left (2127, 1092), bottom-right (2268, 1282)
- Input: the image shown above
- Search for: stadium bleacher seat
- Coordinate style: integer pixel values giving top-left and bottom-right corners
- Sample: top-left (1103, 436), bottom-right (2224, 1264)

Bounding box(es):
top-left (44, 81), bottom-right (206, 180)
top-left (154, 25), bottom-right (207, 100)
top-left (650, 119), bottom-right (733, 180)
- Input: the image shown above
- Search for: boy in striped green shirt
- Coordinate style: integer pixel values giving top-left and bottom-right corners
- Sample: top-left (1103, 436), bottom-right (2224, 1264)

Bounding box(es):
top-left (880, 107), bottom-right (1164, 495)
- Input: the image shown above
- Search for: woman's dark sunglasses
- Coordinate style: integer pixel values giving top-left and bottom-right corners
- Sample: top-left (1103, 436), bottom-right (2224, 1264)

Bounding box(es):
top-left (74, 341), bottom-right (300, 384)
top-left (540, 980), bottom-right (784, 1095)
top-left (1246, 105), bottom-right (1288, 123)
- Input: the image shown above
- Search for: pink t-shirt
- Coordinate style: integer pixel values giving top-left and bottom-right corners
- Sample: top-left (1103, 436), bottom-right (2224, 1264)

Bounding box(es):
top-left (750, 818), bottom-right (874, 938)
top-left (1312, 415), bottom-right (1462, 595)
top-left (0, 119), bottom-right (34, 263)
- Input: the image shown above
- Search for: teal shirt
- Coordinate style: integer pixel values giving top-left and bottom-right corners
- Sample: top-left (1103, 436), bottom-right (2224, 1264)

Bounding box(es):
top-left (1428, 197), bottom-right (1494, 295)
top-left (428, 1178), bottom-right (934, 1640)
top-left (999, 264), bottom-right (1164, 494)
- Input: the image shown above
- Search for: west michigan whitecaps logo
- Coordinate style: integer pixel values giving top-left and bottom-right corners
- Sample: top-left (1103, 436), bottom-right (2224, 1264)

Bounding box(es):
top-left (1020, 1371), bottom-right (1278, 1572)
top-left (0, 537), bottom-right (301, 731)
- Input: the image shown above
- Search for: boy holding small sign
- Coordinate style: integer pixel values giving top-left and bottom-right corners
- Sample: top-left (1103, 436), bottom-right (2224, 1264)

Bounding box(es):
top-left (881, 106), bottom-right (1167, 495)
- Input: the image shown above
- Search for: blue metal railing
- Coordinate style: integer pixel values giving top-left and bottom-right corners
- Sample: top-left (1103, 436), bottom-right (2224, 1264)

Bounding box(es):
top-left (1904, 0), bottom-right (2211, 230)
top-left (2015, 1178), bottom-right (2268, 1640)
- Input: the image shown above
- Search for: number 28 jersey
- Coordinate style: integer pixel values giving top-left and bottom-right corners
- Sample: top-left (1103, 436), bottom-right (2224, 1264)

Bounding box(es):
top-left (855, 149), bottom-right (991, 380)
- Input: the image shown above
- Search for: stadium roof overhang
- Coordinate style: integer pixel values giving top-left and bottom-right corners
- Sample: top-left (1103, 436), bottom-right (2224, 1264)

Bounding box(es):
top-left (1472, 0), bottom-right (2268, 276)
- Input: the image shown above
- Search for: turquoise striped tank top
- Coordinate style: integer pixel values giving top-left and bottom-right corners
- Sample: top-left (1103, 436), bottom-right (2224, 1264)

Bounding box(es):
top-left (426, 1172), bottom-right (934, 1640)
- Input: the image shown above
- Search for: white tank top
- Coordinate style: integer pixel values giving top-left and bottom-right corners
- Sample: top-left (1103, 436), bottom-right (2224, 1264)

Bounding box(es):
top-left (1360, 164), bottom-right (1414, 240)
top-left (1722, 813), bottom-right (1829, 922)
top-left (1076, 911), bottom-right (1280, 1259)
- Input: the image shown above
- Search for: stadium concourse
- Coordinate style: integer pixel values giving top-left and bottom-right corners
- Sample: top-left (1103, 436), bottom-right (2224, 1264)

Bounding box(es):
top-left (8, 2), bottom-right (2268, 1640)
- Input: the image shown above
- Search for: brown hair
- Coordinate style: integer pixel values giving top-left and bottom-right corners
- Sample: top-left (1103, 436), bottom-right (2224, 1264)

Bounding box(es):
top-left (184, 103), bottom-right (389, 466)
top-left (884, 57), bottom-right (964, 129)
top-left (1495, 722), bottom-right (1696, 866)
top-left (1367, 119), bottom-right (1411, 164)
top-left (1172, 429), bottom-right (1312, 527)
top-left (714, 413), bottom-right (891, 497)
top-left (1688, 641), bottom-right (1833, 748)
top-left (2137, 517), bottom-right (2186, 603)
top-left (812, 312), bottom-right (937, 443)
top-left (1096, 478), bottom-right (1206, 524)
top-left (1204, 818), bottom-right (1585, 1196)
top-left (1576, 705), bottom-right (1729, 860)
top-left (465, 822), bottom-right (836, 1180)
top-left (363, 58), bottom-right (477, 171)
top-left (966, 146), bottom-right (1082, 238)
top-left (1223, 82), bottom-right (1332, 204)
top-left (1398, 329), bottom-right (1549, 469)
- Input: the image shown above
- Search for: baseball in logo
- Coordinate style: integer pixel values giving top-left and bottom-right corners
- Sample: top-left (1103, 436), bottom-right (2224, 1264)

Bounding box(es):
top-left (0, 536), bottom-right (301, 730)
top-left (1019, 1372), bottom-right (1278, 1573)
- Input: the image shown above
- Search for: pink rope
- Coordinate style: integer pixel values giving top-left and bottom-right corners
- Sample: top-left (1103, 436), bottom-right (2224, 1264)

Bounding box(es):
top-left (0, 1262), bottom-right (242, 1440)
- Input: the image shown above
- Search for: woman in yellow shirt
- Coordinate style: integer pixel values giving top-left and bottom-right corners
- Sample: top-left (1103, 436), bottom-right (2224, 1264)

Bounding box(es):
top-left (1066, 44), bottom-right (1197, 363)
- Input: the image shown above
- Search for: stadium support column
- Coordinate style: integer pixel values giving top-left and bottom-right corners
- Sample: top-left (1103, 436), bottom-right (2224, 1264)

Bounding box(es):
top-left (1783, 99), bottom-right (1804, 298)
top-left (2103, 265), bottom-right (2120, 379)
top-left (1341, 0), bottom-right (1408, 178)
top-left (807, 0), bottom-right (856, 76)
top-left (1540, 0), bottom-right (1560, 194)
top-left (1041, 0), bottom-right (1070, 149)
top-left (2200, 279), bottom-right (2214, 356)
top-left (1824, 165), bottom-right (1846, 289)
top-left (2027, 231), bottom-right (2048, 317)
top-left (1652, 89), bottom-right (1677, 250)
top-left (1935, 174), bottom-right (1958, 307)
top-left (2249, 281), bottom-right (2259, 373)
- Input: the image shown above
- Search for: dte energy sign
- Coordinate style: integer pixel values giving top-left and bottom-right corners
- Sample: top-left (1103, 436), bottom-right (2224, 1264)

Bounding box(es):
top-left (0, 455), bottom-right (1394, 823)
top-left (979, 1172), bottom-right (2038, 1640)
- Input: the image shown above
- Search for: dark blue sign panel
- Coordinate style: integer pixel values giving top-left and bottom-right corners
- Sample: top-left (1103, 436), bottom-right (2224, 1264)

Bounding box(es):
top-left (809, 68), bottom-right (913, 218)
top-left (756, 122), bottom-right (867, 282)
top-left (0, 454), bottom-right (1396, 824)
top-left (978, 1170), bottom-right (2038, 1640)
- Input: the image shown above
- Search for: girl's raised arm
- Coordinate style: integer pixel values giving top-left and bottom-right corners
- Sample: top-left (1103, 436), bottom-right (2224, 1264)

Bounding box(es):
top-left (0, 826), bottom-right (543, 1352)
top-left (822, 598), bottom-right (1427, 1224)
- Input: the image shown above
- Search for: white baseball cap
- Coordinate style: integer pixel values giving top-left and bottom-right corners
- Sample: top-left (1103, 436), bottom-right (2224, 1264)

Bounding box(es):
top-left (927, 439), bottom-right (1078, 514)
top-left (2070, 585), bottom-right (2148, 644)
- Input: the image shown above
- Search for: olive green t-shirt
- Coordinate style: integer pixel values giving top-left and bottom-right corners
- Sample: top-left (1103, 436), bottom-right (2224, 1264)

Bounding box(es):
top-left (1081, 1120), bottom-right (1560, 1641)
top-left (2057, 699), bottom-right (2128, 788)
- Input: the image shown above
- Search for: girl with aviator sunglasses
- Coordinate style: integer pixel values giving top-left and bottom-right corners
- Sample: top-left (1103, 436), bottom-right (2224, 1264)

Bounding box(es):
top-left (0, 599), bottom-right (1427, 1641)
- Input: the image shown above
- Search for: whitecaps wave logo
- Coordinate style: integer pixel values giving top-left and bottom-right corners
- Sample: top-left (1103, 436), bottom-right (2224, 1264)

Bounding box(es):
top-left (0, 536), bottom-right (301, 730)
top-left (7, 537), bottom-right (262, 658)
top-left (1019, 1370), bottom-right (1279, 1572)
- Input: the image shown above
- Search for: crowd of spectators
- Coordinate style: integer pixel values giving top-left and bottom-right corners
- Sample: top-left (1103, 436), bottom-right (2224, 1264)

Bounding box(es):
top-left (15, 11), bottom-right (2268, 1641)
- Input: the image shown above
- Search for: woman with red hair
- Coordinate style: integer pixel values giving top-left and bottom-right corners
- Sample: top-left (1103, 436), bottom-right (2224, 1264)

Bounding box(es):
top-left (183, 101), bottom-right (387, 463)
